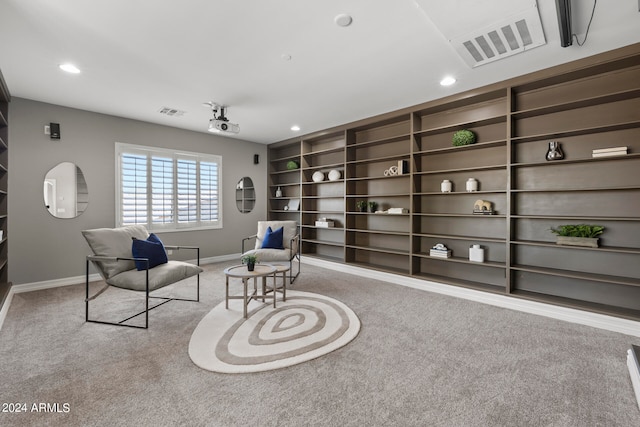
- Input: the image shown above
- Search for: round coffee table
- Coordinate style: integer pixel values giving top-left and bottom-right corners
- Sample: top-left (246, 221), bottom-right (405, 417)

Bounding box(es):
top-left (224, 264), bottom-right (277, 318)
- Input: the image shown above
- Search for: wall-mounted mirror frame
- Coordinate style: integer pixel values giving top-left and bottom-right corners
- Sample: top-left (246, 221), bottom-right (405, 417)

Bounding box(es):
top-left (43, 162), bottom-right (89, 218)
top-left (235, 177), bottom-right (255, 213)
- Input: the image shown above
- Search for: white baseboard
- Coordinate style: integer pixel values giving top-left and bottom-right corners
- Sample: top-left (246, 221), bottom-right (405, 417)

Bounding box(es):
top-left (302, 257), bottom-right (640, 338)
top-left (3, 254), bottom-right (640, 337)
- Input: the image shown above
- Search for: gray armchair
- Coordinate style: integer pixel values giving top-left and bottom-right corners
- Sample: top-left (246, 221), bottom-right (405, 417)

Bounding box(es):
top-left (241, 220), bottom-right (300, 283)
top-left (82, 225), bottom-right (202, 329)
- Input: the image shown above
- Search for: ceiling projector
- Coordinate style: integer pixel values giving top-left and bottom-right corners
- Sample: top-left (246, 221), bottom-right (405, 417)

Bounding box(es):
top-left (204, 102), bottom-right (240, 134)
top-left (209, 118), bottom-right (240, 134)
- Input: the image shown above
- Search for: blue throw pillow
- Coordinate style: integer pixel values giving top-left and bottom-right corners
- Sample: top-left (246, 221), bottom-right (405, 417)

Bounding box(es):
top-left (132, 233), bottom-right (168, 270)
top-left (261, 226), bottom-right (284, 249)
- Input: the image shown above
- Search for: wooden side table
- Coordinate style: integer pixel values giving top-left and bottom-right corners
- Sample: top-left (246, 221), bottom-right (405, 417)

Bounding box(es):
top-left (224, 264), bottom-right (277, 318)
top-left (267, 264), bottom-right (290, 302)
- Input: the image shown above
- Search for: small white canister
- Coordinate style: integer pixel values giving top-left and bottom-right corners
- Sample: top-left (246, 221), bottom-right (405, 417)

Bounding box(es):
top-left (441, 179), bottom-right (452, 193)
top-left (466, 178), bottom-right (478, 192)
top-left (469, 244), bottom-right (484, 262)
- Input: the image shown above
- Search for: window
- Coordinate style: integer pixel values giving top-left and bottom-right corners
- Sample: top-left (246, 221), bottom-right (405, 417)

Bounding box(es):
top-left (116, 143), bottom-right (222, 231)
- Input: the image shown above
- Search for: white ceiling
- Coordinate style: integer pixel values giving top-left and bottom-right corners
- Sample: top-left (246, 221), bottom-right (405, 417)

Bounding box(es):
top-left (0, 0), bottom-right (639, 144)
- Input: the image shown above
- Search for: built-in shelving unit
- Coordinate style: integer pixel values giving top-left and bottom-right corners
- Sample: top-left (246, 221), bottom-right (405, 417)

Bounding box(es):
top-left (268, 43), bottom-right (640, 321)
top-left (0, 69), bottom-right (10, 309)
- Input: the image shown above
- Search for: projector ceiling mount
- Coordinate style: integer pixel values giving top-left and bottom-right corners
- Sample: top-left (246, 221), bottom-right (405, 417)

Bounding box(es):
top-left (203, 101), bottom-right (240, 134)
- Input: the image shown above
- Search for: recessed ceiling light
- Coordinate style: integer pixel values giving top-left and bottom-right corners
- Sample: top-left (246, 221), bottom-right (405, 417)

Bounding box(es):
top-left (59, 63), bottom-right (81, 74)
top-left (440, 76), bottom-right (456, 86)
top-left (334, 13), bottom-right (353, 27)
top-left (291, 125), bottom-right (301, 132)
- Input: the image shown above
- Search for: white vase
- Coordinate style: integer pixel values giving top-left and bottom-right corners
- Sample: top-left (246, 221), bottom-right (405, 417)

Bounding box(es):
top-left (466, 178), bottom-right (478, 192)
top-left (441, 180), bottom-right (452, 193)
top-left (275, 187), bottom-right (282, 198)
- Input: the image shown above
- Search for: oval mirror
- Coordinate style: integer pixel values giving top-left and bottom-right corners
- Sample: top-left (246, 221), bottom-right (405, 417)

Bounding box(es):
top-left (43, 162), bottom-right (89, 218)
top-left (235, 177), bottom-right (255, 213)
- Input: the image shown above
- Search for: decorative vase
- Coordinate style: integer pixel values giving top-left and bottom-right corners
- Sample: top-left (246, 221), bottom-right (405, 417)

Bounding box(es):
top-left (275, 187), bottom-right (282, 198)
top-left (466, 178), bottom-right (478, 192)
top-left (247, 261), bottom-right (255, 272)
top-left (312, 171), bottom-right (325, 182)
top-left (441, 180), bottom-right (452, 193)
top-left (546, 141), bottom-right (564, 161)
top-left (469, 244), bottom-right (485, 262)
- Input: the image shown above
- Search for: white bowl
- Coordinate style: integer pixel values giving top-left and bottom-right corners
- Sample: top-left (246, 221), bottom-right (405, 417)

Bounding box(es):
top-left (312, 171), bottom-right (325, 182)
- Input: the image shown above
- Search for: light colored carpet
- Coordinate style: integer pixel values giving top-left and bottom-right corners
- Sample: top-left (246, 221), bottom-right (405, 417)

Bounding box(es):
top-left (189, 290), bottom-right (360, 373)
top-left (1, 261), bottom-right (640, 426)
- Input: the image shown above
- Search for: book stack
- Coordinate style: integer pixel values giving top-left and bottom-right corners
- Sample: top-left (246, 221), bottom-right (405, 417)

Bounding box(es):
top-left (315, 219), bottom-right (334, 228)
top-left (388, 207), bottom-right (408, 214)
top-left (592, 146), bottom-right (628, 158)
top-left (429, 244), bottom-right (451, 258)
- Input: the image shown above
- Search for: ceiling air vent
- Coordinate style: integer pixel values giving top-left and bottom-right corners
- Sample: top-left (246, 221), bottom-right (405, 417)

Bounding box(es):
top-left (158, 107), bottom-right (185, 117)
top-left (451, 5), bottom-right (546, 68)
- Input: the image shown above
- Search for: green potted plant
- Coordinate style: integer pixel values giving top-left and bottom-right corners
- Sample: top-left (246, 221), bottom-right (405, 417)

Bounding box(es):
top-left (241, 253), bottom-right (258, 271)
top-left (452, 129), bottom-right (476, 147)
top-left (356, 200), bottom-right (367, 212)
top-left (550, 224), bottom-right (604, 248)
top-left (368, 201), bottom-right (378, 213)
top-left (286, 160), bottom-right (299, 170)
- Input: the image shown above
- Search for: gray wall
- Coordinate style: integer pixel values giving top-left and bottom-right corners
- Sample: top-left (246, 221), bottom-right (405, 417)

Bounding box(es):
top-left (8, 98), bottom-right (267, 285)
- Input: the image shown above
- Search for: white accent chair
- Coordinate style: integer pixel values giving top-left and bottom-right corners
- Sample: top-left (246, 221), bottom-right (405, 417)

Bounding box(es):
top-left (82, 225), bottom-right (202, 329)
top-left (241, 220), bottom-right (300, 283)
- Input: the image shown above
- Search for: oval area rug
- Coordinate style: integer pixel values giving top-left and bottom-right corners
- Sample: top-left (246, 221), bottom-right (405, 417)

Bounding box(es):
top-left (189, 290), bottom-right (360, 373)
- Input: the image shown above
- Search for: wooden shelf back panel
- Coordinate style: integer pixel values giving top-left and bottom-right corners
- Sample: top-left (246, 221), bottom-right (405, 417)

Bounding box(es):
top-left (416, 121), bottom-right (506, 150)
top-left (415, 236), bottom-right (506, 264)
top-left (301, 181), bottom-right (344, 198)
top-left (514, 245), bottom-right (639, 280)
top-left (350, 176), bottom-right (410, 197)
top-left (302, 133), bottom-right (345, 153)
top-left (302, 228), bottom-right (345, 244)
top-left (416, 216), bottom-right (506, 240)
top-left (348, 161), bottom-right (408, 179)
top-left (514, 97), bottom-right (640, 138)
top-left (302, 242), bottom-right (344, 261)
top-left (513, 218), bottom-right (640, 249)
top-left (512, 127), bottom-right (640, 164)
top-left (347, 232), bottom-right (409, 253)
top-left (417, 257), bottom-right (506, 288)
top-left (514, 190), bottom-right (640, 218)
top-left (512, 270), bottom-right (640, 312)
top-left (352, 117), bottom-right (411, 144)
top-left (418, 193), bottom-right (507, 216)
top-left (302, 150), bottom-right (344, 169)
top-left (270, 170), bottom-right (301, 186)
top-left (514, 65), bottom-right (640, 111)
top-left (417, 169), bottom-right (507, 193)
top-left (417, 145), bottom-right (506, 172)
top-left (417, 96), bottom-right (507, 132)
top-left (514, 159), bottom-right (640, 191)
top-left (346, 248), bottom-right (410, 274)
top-left (347, 138), bottom-right (409, 162)
top-left (348, 214), bottom-right (410, 234)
